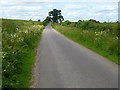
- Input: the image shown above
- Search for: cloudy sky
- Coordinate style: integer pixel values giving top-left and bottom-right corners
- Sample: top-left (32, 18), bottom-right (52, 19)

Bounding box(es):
top-left (0, 0), bottom-right (119, 22)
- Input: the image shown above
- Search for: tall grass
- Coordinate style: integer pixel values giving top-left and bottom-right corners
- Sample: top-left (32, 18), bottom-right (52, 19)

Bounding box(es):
top-left (0, 19), bottom-right (2, 88)
top-left (2, 19), bottom-right (45, 88)
top-left (52, 21), bottom-right (119, 64)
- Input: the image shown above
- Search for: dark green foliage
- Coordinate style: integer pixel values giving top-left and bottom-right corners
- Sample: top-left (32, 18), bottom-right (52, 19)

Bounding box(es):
top-left (43, 19), bottom-right (49, 26)
top-left (38, 19), bottom-right (41, 22)
top-left (81, 21), bottom-right (90, 29)
top-left (61, 20), bottom-right (71, 26)
top-left (78, 20), bottom-right (82, 22)
top-left (89, 19), bottom-right (100, 23)
top-left (45, 9), bottom-right (64, 23)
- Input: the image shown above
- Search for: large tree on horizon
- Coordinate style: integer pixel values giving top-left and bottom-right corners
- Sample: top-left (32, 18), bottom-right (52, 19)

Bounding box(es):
top-left (46, 9), bottom-right (64, 23)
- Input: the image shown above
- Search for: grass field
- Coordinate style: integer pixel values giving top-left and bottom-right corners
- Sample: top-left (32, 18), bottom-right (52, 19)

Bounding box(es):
top-left (2, 19), bottom-right (45, 88)
top-left (52, 20), bottom-right (119, 64)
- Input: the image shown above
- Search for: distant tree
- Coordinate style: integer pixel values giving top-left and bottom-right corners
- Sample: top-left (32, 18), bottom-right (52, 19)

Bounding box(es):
top-left (43, 17), bottom-right (51, 26)
top-left (45, 9), bottom-right (64, 23)
top-left (78, 20), bottom-right (82, 22)
top-left (38, 19), bottom-right (41, 22)
top-left (89, 19), bottom-right (100, 23)
top-left (29, 19), bottom-right (32, 21)
top-left (46, 16), bottom-right (52, 22)
top-left (117, 21), bottom-right (120, 23)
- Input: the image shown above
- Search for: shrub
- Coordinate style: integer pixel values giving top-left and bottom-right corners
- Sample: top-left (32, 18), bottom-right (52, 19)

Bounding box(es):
top-left (61, 20), bottom-right (71, 26)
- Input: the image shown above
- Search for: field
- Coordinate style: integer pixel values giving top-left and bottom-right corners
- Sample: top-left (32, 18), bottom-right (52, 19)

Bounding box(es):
top-left (52, 20), bottom-right (119, 64)
top-left (2, 19), bottom-right (45, 88)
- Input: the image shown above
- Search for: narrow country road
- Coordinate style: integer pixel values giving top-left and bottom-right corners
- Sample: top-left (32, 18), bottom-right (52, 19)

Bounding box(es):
top-left (32, 23), bottom-right (118, 88)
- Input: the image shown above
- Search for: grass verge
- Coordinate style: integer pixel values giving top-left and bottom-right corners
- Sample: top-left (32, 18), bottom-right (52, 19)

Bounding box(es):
top-left (52, 22), bottom-right (118, 64)
top-left (2, 19), bottom-right (45, 88)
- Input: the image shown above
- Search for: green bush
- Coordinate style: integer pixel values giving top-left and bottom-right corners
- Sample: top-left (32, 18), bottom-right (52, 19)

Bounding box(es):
top-left (61, 20), bottom-right (71, 26)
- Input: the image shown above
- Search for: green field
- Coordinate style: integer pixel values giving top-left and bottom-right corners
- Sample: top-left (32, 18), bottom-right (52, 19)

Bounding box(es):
top-left (2, 19), bottom-right (45, 88)
top-left (52, 20), bottom-right (119, 64)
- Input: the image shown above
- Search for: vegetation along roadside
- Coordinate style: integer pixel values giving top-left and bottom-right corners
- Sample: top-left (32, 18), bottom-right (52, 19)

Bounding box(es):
top-left (2, 19), bottom-right (47, 88)
top-left (52, 20), bottom-right (119, 64)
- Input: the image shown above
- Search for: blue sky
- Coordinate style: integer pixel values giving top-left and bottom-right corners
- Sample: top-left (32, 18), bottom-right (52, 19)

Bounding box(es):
top-left (0, 0), bottom-right (119, 22)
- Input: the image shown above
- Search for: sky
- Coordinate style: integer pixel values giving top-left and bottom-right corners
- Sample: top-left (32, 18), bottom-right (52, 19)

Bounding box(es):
top-left (0, 0), bottom-right (119, 22)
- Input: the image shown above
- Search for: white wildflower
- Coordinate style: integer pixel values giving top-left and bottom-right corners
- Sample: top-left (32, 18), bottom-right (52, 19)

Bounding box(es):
top-left (116, 37), bottom-right (119, 40)
top-left (24, 30), bottom-right (29, 34)
top-left (100, 31), bottom-right (103, 35)
top-left (95, 38), bottom-right (97, 40)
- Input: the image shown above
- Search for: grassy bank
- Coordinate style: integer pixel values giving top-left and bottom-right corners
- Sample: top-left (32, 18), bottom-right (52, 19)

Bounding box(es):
top-left (2, 19), bottom-right (45, 88)
top-left (52, 20), bottom-right (119, 64)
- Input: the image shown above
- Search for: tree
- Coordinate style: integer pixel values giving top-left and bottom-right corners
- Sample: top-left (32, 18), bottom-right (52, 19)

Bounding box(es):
top-left (89, 19), bottom-right (100, 23)
top-left (78, 20), bottom-right (82, 22)
top-left (29, 19), bottom-right (32, 21)
top-left (38, 19), bottom-right (41, 22)
top-left (46, 9), bottom-right (64, 23)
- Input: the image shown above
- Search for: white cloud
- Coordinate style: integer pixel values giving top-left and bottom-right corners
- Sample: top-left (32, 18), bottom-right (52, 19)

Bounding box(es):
top-left (1, 0), bottom-right (55, 6)
top-left (1, 4), bottom-right (45, 21)
top-left (0, 0), bottom-right (118, 22)
top-left (53, 0), bottom-right (119, 2)
top-left (67, 12), bottom-right (78, 17)
top-left (10, 6), bottom-right (42, 11)
top-left (46, 4), bottom-right (53, 8)
top-left (95, 13), bottom-right (103, 16)
top-left (92, 5), bottom-right (118, 12)
top-left (63, 4), bottom-right (86, 10)
top-left (2, 5), bottom-right (42, 15)
top-left (61, 2), bottom-right (118, 22)
top-left (1, 0), bottom-right (118, 6)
